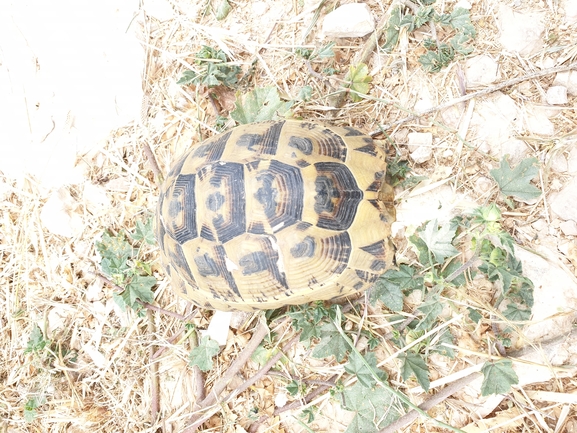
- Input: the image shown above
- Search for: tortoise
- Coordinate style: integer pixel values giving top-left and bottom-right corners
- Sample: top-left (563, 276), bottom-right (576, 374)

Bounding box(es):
top-left (155, 120), bottom-right (395, 311)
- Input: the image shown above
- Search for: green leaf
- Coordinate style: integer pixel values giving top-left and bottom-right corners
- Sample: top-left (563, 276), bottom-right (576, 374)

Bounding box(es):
top-left (96, 231), bottom-right (134, 276)
top-left (25, 325), bottom-right (49, 354)
top-left (288, 303), bottom-right (329, 342)
top-left (382, 7), bottom-right (402, 52)
top-left (120, 274), bottom-right (156, 308)
top-left (502, 303), bottom-right (531, 322)
top-left (189, 335), bottom-right (220, 372)
top-left (214, 0), bottom-right (231, 20)
top-left (131, 218), bottom-right (156, 245)
top-left (449, 7), bottom-right (476, 37)
top-left (177, 46), bottom-right (241, 88)
top-left (311, 322), bottom-right (350, 362)
top-left (370, 274), bottom-right (404, 311)
top-left (298, 85), bottom-right (312, 101)
top-left (467, 307), bottom-right (483, 324)
top-left (413, 6), bottom-right (435, 28)
top-left (432, 328), bottom-right (455, 358)
top-left (316, 41), bottom-right (335, 58)
top-left (489, 157), bottom-right (541, 200)
top-left (399, 351), bottom-right (430, 391)
top-left (416, 294), bottom-right (443, 330)
top-left (230, 87), bottom-right (293, 124)
top-left (343, 64), bottom-right (372, 102)
top-left (480, 359), bottom-right (518, 396)
top-left (24, 396), bottom-right (45, 422)
top-left (341, 383), bottom-right (400, 433)
top-left (344, 351), bottom-right (388, 388)
top-left (421, 219), bottom-right (459, 263)
top-left (450, 33), bottom-right (474, 55)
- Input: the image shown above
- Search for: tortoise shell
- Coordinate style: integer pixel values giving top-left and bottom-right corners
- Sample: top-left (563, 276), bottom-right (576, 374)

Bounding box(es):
top-left (156, 120), bottom-right (395, 311)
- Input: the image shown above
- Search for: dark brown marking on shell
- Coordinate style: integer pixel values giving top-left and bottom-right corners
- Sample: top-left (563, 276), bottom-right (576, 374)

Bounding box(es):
top-left (366, 179), bottom-right (382, 192)
top-left (314, 162), bottom-right (362, 231)
top-left (169, 174), bottom-right (198, 243)
top-left (200, 224), bottom-right (215, 241)
top-left (355, 269), bottom-right (372, 282)
top-left (166, 153), bottom-right (188, 179)
top-left (167, 243), bottom-right (195, 287)
top-left (236, 121), bottom-right (284, 155)
top-left (255, 160), bottom-right (304, 232)
top-left (210, 162), bottom-right (246, 243)
top-left (296, 159), bottom-right (310, 168)
top-left (360, 240), bottom-right (386, 258)
top-left (290, 236), bottom-right (316, 258)
top-left (354, 142), bottom-right (378, 156)
top-left (192, 130), bottom-right (230, 161)
top-left (343, 126), bottom-right (365, 136)
top-left (368, 199), bottom-right (381, 211)
top-left (298, 122), bottom-right (317, 131)
top-left (317, 129), bottom-right (347, 161)
top-left (353, 281), bottom-right (364, 290)
top-left (288, 136), bottom-right (313, 154)
top-left (248, 221), bottom-right (265, 234)
top-left (238, 238), bottom-right (288, 289)
top-left (296, 221), bottom-right (312, 231)
top-left (320, 231), bottom-right (351, 273)
top-left (370, 260), bottom-right (386, 271)
top-left (246, 160), bottom-right (260, 171)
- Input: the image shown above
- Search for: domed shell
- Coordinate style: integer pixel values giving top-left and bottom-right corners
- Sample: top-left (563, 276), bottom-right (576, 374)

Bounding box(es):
top-left (156, 120), bottom-right (395, 311)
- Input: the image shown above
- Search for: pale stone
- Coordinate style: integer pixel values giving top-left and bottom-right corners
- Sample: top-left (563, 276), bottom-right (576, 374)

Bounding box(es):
top-left (567, 147), bottom-right (577, 174)
top-left (549, 177), bottom-right (577, 222)
top-left (553, 71), bottom-right (577, 96)
top-left (524, 105), bottom-right (555, 136)
top-left (465, 55), bottom-right (499, 87)
top-left (550, 152), bottom-right (568, 173)
top-left (560, 220), bottom-right (577, 236)
top-left (516, 246), bottom-right (577, 342)
top-left (496, 5), bottom-right (545, 56)
top-left (40, 187), bottom-right (84, 237)
top-left (475, 176), bottom-right (493, 194)
top-left (251, 1), bottom-right (269, 15)
top-left (564, 0), bottom-right (577, 24)
top-left (546, 86), bottom-right (568, 105)
top-left (322, 3), bottom-right (374, 38)
top-left (408, 132), bottom-right (433, 163)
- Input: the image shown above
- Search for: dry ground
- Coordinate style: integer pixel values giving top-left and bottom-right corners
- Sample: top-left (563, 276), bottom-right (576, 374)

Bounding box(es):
top-left (1, 0), bottom-right (577, 432)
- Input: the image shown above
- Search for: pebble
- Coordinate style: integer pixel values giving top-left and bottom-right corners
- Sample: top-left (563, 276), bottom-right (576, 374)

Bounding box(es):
top-left (546, 86), bottom-right (568, 105)
top-left (553, 71), bottom-right (577, 96)
top-left (560, 220), bottom-right (577, 236)
top-left (497, 5), bottom-right (545, 56)
top-left (407, 132), bottom-right (433, 163)
top-left (465, 55), bottom-right (499, 87)
top-left (549, 176), bottom-right (577, 222)
top-left (322, 3), bottom-right (374, 38)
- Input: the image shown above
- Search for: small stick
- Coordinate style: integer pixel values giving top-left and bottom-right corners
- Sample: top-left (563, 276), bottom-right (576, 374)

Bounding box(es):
top-left (371, 62), bottom-right (577, 135)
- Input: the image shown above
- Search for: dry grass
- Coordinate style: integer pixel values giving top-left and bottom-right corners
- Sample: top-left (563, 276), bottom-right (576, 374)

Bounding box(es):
top-left (2, 0), bottom-right (577, 432)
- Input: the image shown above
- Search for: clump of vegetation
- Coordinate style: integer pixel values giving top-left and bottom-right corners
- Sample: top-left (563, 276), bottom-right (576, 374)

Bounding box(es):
top-left (177, 45), bottom-right (241, 88)
top-left (96, 217), bottom-right (157, 313)
top-left (383, 1), bottom-right (476, 72)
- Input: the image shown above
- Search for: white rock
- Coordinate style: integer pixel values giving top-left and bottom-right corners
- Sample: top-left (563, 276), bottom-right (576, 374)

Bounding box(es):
top-left (560, 220), bottom-right (577, 236)
top-left (410, 146), bottom-right (433, 164)
top-left (567, 147), bottom-right (577, 174)
top-left (468, 93), bottom-right (529, 161)
top-left (475, 176), bottom-right (493, 194)
top-left (251, 1), bottom-right (269, 16)
top-left (549, 176), bottom-right (577, 222)
top-left (546, 86), bottom-right (568, 105)
top-left (496, 5), bottom-right (545, 56)
top-left (553, 71), bottom-right (577, 96)
top-left (531, 218), bottom-right (548, 232)
top-left (40, 187), bottom-right (84, 237)
top-left (322, 3), bottom-right (374, 38)
top-left (407, 132), bottom-right (433, 149)
top-left (550, 152), bottom-right (568, 173)
top-left (204, 310), bottom-right (232, 346)
top-left (516, 246), bottom-right (577, 342)
top-left (465, 55), bottom-right (499, 87)
top-left (564, 0), bottom-right (577, 24)
top-left (524, 107), bottom-right (555, 136)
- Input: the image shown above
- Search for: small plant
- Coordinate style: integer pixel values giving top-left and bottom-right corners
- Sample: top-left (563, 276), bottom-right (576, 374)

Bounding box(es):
top-left (383, 1), bottom-right (476, 72)
top-left (96, 217), bottom-right (157, 313)
top-left (286, 202), bottom-right (532, 432)
top-left (23, 396), bottom-right (45, 422)
top-left (230, 86), bottom-right (293, 124)
top-left (189, 335), bottom-right (220, 372)
top-left (177, 45), bottom-right (241, 88)
top-left (343, 64), bottom-right (372, 102)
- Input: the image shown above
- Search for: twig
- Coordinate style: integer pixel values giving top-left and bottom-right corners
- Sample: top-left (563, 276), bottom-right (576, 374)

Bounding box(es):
top-left (148, 309), bottom-right (160, 424)
top-left (370, 62), bottom-right (577, 135)
top-left (182, 321), bottom-right (270, 432)
top-left (378, 372), bottom-right (482, 433)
